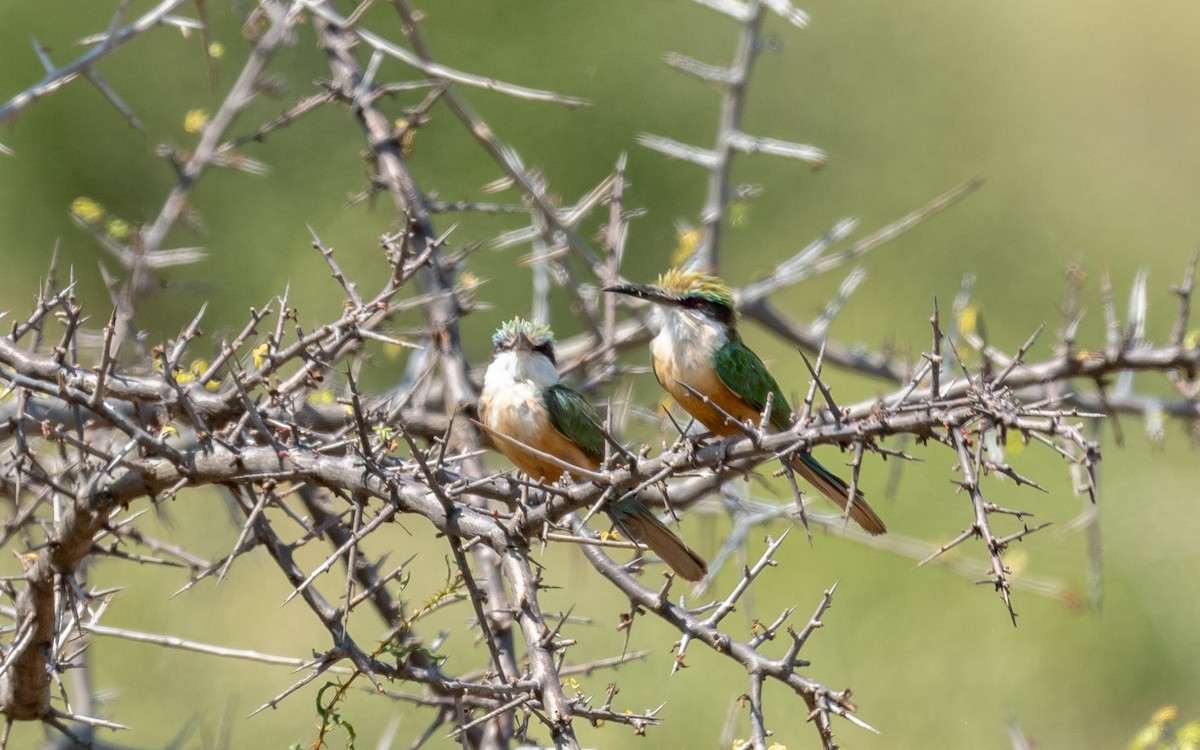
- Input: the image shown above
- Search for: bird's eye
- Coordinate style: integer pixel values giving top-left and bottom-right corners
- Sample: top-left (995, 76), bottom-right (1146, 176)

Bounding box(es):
top-left (495, 342), bottom-right (510, 352)
top-left (685, 297), bottom-right (708, 309)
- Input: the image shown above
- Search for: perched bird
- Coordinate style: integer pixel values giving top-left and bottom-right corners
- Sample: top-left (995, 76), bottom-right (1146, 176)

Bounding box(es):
top-left (479, 317), bottom-right (708, 581)
top-left (605, 268), bottom-right (887, 535)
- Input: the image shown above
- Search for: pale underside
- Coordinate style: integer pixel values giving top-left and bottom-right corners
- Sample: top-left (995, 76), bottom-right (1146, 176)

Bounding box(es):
top-left (649, 304), bottom-right (761, 436)
top-left (648, 310), bottom-right (887, 535)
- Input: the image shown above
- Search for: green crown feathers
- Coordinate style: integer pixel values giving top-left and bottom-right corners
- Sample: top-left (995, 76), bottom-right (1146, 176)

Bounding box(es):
top-left (656, 267), bottom-right (735, 307)
top-left (491, 317), bottom-right (555, 348)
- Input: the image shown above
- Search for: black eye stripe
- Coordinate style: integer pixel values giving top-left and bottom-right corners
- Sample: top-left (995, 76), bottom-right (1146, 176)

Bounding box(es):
top-left (533, 342), bottom-right (557, 365)
top-left (677, 296), bottom-right (735, 326)
top-left (493, 338), bottom-right (556, 363)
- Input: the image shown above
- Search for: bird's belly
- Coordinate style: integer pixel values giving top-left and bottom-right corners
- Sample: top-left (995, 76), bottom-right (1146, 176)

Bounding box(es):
top-left (480, 385), bottom-right (598, 481)
top-left (654, 357), bottom-right (761, 437)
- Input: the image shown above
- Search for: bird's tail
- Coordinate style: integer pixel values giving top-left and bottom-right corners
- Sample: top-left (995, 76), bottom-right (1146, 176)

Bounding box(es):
top-left (608, 497), bottom-right (708, 582)
top-left (791, 453), bottom-right (888, 536)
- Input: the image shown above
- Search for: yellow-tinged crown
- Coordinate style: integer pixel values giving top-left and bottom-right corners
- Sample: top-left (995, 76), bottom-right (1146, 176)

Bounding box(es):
top-left (656, 267), bottom-right (735, 307)
top-left (492, 317), bottom-right (555, 348)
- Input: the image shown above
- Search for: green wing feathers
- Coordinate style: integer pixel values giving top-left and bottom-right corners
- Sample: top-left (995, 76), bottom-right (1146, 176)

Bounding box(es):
top-left (542, 384), bottom-right (607, 464)
top-left (542, 386), bottom-right (710, 575)
top-left (714, 340), bottom-right (889, 535)
top-left (792, 453), bottom-right (887, 535)
top-left (608, 496), bottom-right (708, 582)
top-left (712, 339), bottom-right (794, 430)
top-left (543, 386), bottom-right (709, 579)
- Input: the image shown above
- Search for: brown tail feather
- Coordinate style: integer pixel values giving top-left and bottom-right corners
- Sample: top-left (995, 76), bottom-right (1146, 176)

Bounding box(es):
top-left (790, 455), bottom-right (888, 536)
top-left (616, 512), bottom-right (708, 582)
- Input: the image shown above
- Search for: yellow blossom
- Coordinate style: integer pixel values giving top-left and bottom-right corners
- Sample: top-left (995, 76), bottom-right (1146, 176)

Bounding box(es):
top-left (394, 118), bottom-right (416, 157)
top-left (71, 197), bottom-right (105, 224)
top-left (14, 550), bottom-right (38, 571)
top-left (671, 222), bottom-right (701, 267)
top-left (173, 359), bottom-right (218, 391)
top-left (956, 305), bottom-right (978, 337)
top-left (184, 108), bottom-right (210, 133)
top-left (1004, 429), bottom-right (1025, 455)
top-left (1178, 720), bottom-right (1200, 749)
top-left (105, 217), bottom-right (131, 241)
top-left (252, 343), bottom-right (271, 369)
top-left (208, 42), bottom-right (225, 59)
top-left (307, 389), bottom-right (336, 406)
top-left (1152, 706), bottom-right (1178, 726)
top-left (1129, 723), bottom-right (1161, 750)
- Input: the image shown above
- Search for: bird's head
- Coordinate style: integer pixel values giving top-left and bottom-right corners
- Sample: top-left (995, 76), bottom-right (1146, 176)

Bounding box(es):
top-left (605, 267), bottom-right (736, 329)
top-left (490, 317), bottom-right (557, 366)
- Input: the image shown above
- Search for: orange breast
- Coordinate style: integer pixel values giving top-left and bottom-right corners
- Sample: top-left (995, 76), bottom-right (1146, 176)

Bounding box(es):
top-left (653, 356), bottom-right (760, 437)
top-left (500, 426), bottom-right (599, 482)
top-left (481, 390), bottom-right (600, 481)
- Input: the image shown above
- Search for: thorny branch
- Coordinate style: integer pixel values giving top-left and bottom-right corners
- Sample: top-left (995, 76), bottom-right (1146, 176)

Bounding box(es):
top-left (0, 2), bottom-right (1195, 750)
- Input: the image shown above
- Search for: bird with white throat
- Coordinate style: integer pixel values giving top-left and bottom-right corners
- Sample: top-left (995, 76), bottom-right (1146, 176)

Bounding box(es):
top-left (479, 317), bottom-right (709, 581)
top-left (605, 269), bottom-right (887, 536)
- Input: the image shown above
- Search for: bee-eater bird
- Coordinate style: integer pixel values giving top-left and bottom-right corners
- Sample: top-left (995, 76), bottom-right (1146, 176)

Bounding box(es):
top-left (479, 318), bottom-right (709, 581)
top-left (605, 269), bottom-right (887, 535)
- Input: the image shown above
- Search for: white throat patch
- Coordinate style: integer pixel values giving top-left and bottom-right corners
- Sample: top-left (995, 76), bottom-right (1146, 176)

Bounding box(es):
top-left (483, 350), bottom-right (559, 393)
top-left (652, 307), bottom-right (728, 365)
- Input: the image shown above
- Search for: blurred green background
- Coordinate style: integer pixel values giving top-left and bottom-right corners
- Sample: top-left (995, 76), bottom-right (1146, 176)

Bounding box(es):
top-left (2, 1), bottom-right (1199, 748)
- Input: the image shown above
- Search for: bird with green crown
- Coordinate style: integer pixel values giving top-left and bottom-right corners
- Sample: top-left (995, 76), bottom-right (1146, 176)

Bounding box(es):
top-left (479, 317), bottom-right (709, 581)
top-left (604, 268), bottom-right (887, 535)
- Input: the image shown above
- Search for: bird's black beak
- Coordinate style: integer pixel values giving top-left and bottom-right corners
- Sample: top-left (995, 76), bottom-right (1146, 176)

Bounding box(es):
top-left (513, 331), bottom-right (534, 352)
top-left (603, 283), bottom-right (676, 307)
